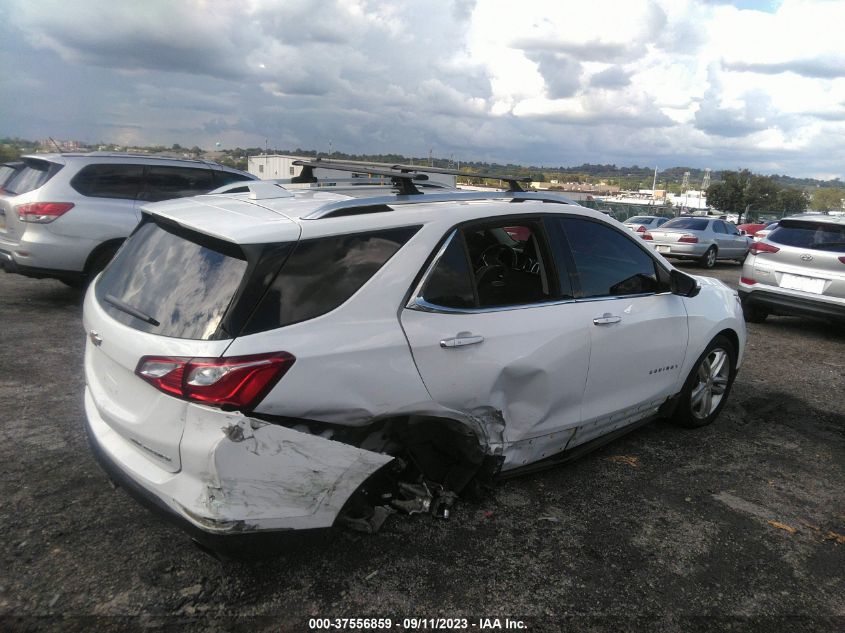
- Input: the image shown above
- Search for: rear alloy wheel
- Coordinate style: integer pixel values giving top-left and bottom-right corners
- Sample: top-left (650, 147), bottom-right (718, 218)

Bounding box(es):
top-left (700, 246), bottom-right (717, 268)
top-left (673, 335), bottom-right (736, 428)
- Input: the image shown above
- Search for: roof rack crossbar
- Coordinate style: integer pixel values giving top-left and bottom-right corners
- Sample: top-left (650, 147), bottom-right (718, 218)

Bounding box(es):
top-left (302, 190), bottom-right (577, 220)
top-left (297, 157), bottom-right (532, 193)
top-left (390, 163), bottom-right (531, 193)
top-left (292, 159), bottom-right (428, 195)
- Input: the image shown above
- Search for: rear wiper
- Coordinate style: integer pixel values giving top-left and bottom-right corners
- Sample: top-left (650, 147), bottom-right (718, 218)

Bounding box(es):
top-left (104, 294), bottom-right (160, 327)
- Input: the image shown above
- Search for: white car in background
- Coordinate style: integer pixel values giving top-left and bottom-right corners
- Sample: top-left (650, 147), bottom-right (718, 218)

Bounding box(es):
top-left (82, 163), bottom-right (746, 550)
top-left (623, 215), bottom-right (671, 235)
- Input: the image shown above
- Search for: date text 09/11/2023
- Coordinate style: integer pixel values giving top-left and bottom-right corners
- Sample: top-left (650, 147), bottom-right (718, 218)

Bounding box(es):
top-left (307, 617), bottom-right (528, 630)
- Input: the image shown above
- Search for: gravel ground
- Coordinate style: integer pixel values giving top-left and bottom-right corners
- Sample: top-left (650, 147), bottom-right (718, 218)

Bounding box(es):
top-left (0, 262), bottom-right (843, 633)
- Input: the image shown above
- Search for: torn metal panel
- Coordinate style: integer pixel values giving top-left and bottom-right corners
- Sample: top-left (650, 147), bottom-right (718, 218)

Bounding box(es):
top-left (186, 410), bottom-right (393, 532)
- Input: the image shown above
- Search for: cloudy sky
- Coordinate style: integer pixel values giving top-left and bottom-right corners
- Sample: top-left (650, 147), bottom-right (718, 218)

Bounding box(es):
top-left (2, 0), bottom-right (845, 178)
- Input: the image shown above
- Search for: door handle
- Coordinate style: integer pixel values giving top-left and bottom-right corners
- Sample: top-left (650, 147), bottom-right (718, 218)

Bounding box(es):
top-left (593, 313), bottom-right (622, 325)
top-left (440, 332), bottom-right (484, 348)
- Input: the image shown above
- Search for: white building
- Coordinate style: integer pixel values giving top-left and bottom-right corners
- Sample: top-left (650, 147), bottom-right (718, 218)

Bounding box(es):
top-left (247, 154), bottom-right (457, 187)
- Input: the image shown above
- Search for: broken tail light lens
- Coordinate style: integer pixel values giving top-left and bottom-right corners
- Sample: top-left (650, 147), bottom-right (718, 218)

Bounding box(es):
top-left (749, 242), bottom-right (780, 255)
top-left (678, 234), bottom-right (699, 243)
top-left (136, 352), bottom-right (296, 409)
top-left (17, 202), bottom-right (75, 223)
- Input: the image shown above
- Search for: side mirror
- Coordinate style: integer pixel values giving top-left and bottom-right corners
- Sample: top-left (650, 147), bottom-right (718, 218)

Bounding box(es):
top-left (739, 229), bottom-right (747, 236)
top-left (670, 269), bottom-right (700, 297)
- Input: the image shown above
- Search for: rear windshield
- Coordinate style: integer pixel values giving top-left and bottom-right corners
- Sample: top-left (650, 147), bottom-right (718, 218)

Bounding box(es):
top-left (96, 221), bottom-right (248, 340)
top-left (661, 218), bottom-right (709, 230)
top-left (4, 158), bottom-right (62, 195)
top-left (627, 216), bottom-right (654, 223)
top-left (769, 220), bottom-right (845, 253)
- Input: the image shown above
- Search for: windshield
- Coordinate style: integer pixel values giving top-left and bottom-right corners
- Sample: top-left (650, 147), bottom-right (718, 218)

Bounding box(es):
top-left (661, 218), bottom-right (709, 230)
top-left (96, 221), bottom-right (248, 340)
top-left (626, 216), bottom-right (654, 223)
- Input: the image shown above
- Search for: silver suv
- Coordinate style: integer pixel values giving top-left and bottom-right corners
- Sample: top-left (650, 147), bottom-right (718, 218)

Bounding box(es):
top-left (739, 214), bottom-right (845, 323)
top-left (0, 153), bottom-right (255, 285)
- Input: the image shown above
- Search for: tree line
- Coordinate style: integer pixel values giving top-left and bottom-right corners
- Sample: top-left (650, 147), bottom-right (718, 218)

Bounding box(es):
top-left (706, 169), bottom-right (843, 222)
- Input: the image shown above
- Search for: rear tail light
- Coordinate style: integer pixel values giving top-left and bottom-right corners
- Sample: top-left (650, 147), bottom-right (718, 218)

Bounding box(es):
top-left (642, 232), bottom-right (653, 240)
top-left (749, 242), bottom-right (780, 255)
top-left (17, 202), bottom-right (75, 223)
top-left (678, 234), bottom-right (699, 243)
top-left (839, 256), bottom-right (845, 265)
top-left (136, 352), bottom-right (296, 409)
top-left (636, 225), bottom-right (646, 233)
top-left (740, 277), bottom-right (757, 285)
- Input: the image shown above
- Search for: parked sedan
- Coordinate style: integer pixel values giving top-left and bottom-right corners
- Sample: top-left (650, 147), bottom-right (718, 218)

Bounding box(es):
top-left (644, 217), bottom-right (752, 268)
top-left (738, 220), bottom-right (777, 236)
top-left (753, 221), bottom-right (780, 240)
top-left (623, 215), bottom-right (670, 234)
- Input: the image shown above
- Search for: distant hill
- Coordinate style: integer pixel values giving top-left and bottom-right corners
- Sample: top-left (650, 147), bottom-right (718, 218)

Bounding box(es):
top-left (3, 137), bottom-right (842, 190)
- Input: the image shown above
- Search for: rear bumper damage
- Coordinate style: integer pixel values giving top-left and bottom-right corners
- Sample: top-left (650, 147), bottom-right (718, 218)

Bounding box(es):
top-left (84, 386), bottom-right (394, 536)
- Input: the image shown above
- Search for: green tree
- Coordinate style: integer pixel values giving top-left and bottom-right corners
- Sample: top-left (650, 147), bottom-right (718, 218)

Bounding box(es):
top-left (776, 188), bottom-right (808, 213)
top-left (706, 169), bottom-right (751, 217)
top-left (810, 187), bottom-right (844, 211)
top-left (0, 144), bottom-right (21, 161)
top-left (707, 170), bottom-right (807, 222)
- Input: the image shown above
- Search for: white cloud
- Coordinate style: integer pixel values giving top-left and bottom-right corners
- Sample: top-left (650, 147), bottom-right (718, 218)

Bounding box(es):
top-left (1, 0), bottom-right (845, 178)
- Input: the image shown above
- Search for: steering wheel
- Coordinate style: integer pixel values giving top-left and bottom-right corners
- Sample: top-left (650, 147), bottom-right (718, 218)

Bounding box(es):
top-left (478, 244), bottom-right (517, 269)
top-left (475, 264), bottom-right (507, 289)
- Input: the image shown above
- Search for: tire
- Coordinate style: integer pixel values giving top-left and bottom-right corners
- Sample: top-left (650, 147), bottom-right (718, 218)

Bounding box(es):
top-left (742, 300), bottom-right (768, 323)
top-left (60, 278), bottom-right (84, 289)
top-left (700, 246), bottom-right (717, 269)
top-left (672, 335), bottom-right (737, 428)
top-left (85, 245), bottom-right (120, 284)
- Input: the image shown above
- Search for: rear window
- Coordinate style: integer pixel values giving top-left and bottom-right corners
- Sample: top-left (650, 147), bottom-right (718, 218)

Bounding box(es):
top-left (243, 227), bottom-right (419, 333)
top-left (96, 221), bottom-right (248, 340)
top-left (769, 220), bottom-right (845, 253)
top-left (4, 159), bottom-right (62, 195)
top-left (0, 163), bottom-right (23, 187)
top-left (661, 218), bottom-right (709, 230)
top-left (627, 216), bottom-right (653, 223)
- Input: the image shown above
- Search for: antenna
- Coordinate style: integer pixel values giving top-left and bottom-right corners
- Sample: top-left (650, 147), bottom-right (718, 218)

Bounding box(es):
top-left (48, 137), bottom-right (62, 152)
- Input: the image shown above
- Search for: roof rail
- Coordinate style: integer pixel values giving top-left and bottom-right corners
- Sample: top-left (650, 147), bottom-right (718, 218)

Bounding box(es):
top-left (308, 157), bottom-right (532, 192)
top-left (208, 181), bottom-right (295, 200)
top-left (292, 159), bottom-right (429, 195)
top-left (301, 190), bottom-right (579, 220)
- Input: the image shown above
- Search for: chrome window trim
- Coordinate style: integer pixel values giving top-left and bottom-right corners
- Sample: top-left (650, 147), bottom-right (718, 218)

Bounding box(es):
top-left (405, 229), bottom-right (461, 309)
top-left (406, 216), bottom-right (672, 314)
top-left (407, 292), bottom-right (664, 315)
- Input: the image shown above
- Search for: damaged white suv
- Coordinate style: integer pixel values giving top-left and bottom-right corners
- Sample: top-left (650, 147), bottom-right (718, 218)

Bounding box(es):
top-left (83, 162), bottom-right (746, 549)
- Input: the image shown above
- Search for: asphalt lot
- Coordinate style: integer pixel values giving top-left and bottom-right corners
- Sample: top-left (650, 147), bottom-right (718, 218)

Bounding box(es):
top-left (0, 262), bottom-right (843, 632)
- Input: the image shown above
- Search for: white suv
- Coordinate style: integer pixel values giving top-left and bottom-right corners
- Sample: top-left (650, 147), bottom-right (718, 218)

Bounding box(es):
top-left (0, 153), bottom-right (255, 285)
top-left (82, 165), bottom-right (746, 548)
